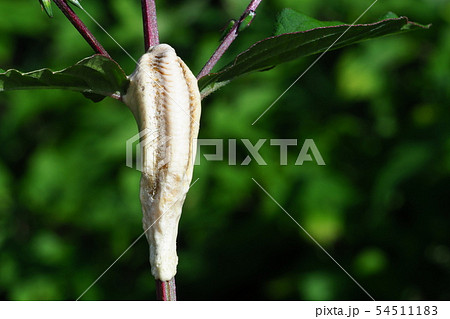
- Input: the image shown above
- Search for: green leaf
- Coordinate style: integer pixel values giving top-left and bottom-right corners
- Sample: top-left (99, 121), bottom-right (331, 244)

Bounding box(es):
top-left (198, 11), bottom-right (430, 94)
top-left (379, 12), bottom-right (399, 20)
top-left (275, 8), bottom-right (342, 35)
top-left (39, 0), bottom-right (53, 18)
top-left (238, 10), bottom-right (256, 32)
top-left (67, 0), bottom-right (83, 10)
top-left (220, 20), bottom-right (236, 41)
top-left (0, 55), bottom-right (129, 102)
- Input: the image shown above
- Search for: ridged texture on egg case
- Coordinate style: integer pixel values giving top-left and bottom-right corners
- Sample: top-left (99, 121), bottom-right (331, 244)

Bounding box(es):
top-left (123, 44), bottom-right (201, 281)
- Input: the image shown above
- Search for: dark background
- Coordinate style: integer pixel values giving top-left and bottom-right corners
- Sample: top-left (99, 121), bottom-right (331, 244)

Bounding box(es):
top-left (0, 0), bottom-right (448, 300)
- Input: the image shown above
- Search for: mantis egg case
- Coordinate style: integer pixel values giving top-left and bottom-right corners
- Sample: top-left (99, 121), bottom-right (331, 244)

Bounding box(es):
top-left (123, 44), bottom-right (201, 281)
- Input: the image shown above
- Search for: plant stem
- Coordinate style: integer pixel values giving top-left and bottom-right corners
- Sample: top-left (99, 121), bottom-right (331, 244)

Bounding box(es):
top-left (156, 277), bottom-right (177, 301)
top-left (52, 0), bottom-right (111, 58)
top-left (197, 0), bottom-right (263, 79)
top-left (141, 0), bottom-right (160, 51)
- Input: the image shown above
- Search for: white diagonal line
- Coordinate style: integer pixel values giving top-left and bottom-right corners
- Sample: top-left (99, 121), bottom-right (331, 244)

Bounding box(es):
top-left (252, 178), bottom-right (376, 301)
top-left (76, 177), bottom-right (200, 301)
top-left (79, 7), bottom-right (200, 128)
top-left (252, 0), bottom-right (379, 125)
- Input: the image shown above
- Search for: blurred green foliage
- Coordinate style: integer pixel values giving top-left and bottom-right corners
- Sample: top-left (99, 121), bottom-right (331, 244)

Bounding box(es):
top-left (0, 0), bottom-right (449, 300)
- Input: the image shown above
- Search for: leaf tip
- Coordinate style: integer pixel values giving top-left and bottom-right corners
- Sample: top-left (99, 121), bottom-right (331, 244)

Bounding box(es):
top-left (68, 0), bottom-right (84, 10)
top-left (39, 0), bottom-right (53, 18)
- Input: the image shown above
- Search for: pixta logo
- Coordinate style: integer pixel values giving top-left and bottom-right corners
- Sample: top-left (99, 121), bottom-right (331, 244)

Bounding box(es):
top-left (127, 131), bottom-right (325, 171)
top-left (195, 138), bottom-right (325, 166)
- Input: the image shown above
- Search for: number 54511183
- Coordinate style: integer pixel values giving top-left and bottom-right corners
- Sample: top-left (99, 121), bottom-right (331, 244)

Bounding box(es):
top-left (376, 305), bottom-right (438, 316)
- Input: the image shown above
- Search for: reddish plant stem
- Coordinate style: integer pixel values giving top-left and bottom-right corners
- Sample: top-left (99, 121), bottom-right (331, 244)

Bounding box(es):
top-left (52, 0), bottom-right (111, 59)
top-left (141, 0), bottom-right (160, 51)
top-left (156, 277), bottom-right (177, 301)
top-left (197, 0), bottom-right (263, 79)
